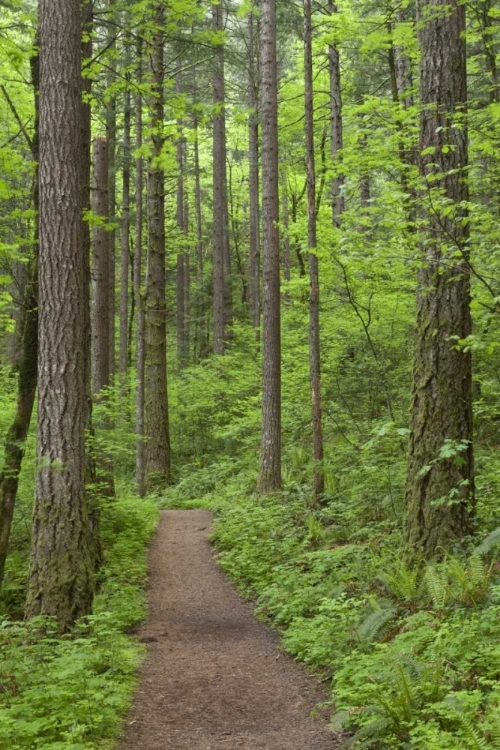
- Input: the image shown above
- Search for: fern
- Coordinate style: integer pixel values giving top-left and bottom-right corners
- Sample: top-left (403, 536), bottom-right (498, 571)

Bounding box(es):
top-left (425, 565), bottom-right (448, 611)
top-left (356, 606), bottom-right (398, 645)
top-left (457, 714), bottom-right (488, 750)
top-left (476, 527), bottom-right (500, 556)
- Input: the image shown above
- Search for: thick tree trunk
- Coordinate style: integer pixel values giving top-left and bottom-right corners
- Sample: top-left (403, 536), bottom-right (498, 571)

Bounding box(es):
top-left (327, 0), bottom-right (344, 226)
top-left (248, 5), bottom-right (261, 333)
top-left (404, 0), bottom-right (474, 558)
top-left (145, 4), bottom-right (171, 490)
top-left (304, 0), bottom-right (324, 502)
top-left (25, 0), bottom-right (94, 631)
top-left (258, 0), bottom-right (282, 494)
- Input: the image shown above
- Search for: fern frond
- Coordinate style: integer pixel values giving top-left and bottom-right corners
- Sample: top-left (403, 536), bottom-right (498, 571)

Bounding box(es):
top-left (357, 607), bottom-right (398, 644)
top-left (476, 527), bottom-right (500, 556)
top-left (425, 565), bottom-right (448, 610)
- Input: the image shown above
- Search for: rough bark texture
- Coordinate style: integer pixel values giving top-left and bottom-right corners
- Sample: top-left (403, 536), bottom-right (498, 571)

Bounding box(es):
top-left (258, 0), bottom-right (282, 494)
top-left (145, 4), bottom-right (171, 490)
top-left (0, 46), bottom-right (39, 591)
top-left (248, 6), bottom-right (261, 333)
top-left (25, 0), bottom-right (93, 631)
top-left (404, 0), bottom-right (474, 558)
top-left (304, 0), bottom-right (324, 502)
top-left (327, 0), bottom-right (345, 226)
top-left (212, 1), bottom-right (229, 355)
top-left (193, 112), bottom-right (207, 361)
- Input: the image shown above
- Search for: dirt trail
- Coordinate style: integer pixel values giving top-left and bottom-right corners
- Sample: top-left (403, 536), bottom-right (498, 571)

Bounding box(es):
top-left (119, 509), bottom-right (337, 749)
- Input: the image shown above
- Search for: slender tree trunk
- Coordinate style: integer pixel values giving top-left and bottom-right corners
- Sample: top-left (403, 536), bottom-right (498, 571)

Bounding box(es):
top-left (134, 39), bottom-right (146, 498)
top-left (145, 3), bottom-right (171, 490)
top-left (119, 62), bottom-right (131, 393)
top-left (404, 0), bottom-right (474, 558)
top-left (327, 0), bottom-right (344, 226)
top-left (258, 0), bottom-right (282, 494)
top-left (282, 184), bottom-right (291, 285)
top-left (248, 4), bottom-right (261, 334)
top-left (176, 91), bottom-right (189, 370)
top-left (304, 0), bottom-right (324, 502)
top-left (25, 0), bottom-right (93, 631)
top-left (106, 0), bottom-right (117, 381)
top-left (212, 1), bottom-right (230, 354)
top-left (92, 138), bottom-right (111, 397)
top-left (193, 112), bottom-right (206, 360)
top-left (81, 1), bottom-right (101, 572)
top-left (0, 47), bottom-right (39, 590)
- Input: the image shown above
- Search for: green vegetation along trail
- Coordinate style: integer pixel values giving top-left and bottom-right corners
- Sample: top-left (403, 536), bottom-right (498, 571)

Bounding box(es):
top-left (119, 509), bottom-right (338, 749)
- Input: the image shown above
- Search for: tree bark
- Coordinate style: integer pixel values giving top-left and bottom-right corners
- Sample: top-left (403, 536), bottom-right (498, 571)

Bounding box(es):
top-left (106, 0), bottom-right (117, 381)
top-left (404, 0), bottom-right (474, 558)
top-left (0, 47), bottom-right (39, 590)
top-left (248, 4), bottom-right (261, 334)
top-left (25, 0), bottom-right (93, 630)
top-left (145, 3), bottom-right (171, 490)
top-left (327, 0), bottom-right (345, 226)
top-left (304, 0), bottom-right (324, 502)
top-left (134, 38), bottom-right (146, 498)
top-left (119, 61), bottom-right (131, 392)
top-left (258, 0), bottom-right (282, 494)
top-left (212, 1), bottom-right (230, 354)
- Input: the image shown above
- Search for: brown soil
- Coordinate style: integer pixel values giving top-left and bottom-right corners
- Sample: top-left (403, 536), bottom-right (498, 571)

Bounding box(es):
top-left (119, 509), bottom-right (340, 749)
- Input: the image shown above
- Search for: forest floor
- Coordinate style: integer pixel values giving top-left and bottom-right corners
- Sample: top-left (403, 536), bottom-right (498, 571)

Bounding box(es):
top-left (118, 509), bottom-right (339, 749)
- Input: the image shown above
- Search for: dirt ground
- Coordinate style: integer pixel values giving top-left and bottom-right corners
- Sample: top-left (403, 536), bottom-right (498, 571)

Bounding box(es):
top-left (119, 509), bottom-right (340, 749)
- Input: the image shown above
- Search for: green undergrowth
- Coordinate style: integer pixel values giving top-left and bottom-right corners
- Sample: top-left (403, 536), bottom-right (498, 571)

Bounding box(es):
top-left (172, 458), bottom-right (500, 750)
top-left (0, 495), bottom-right (159, 750)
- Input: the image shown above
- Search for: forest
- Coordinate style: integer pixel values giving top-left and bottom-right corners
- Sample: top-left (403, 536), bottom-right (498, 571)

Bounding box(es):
top-left (1, 0), bottom-right (500, 747)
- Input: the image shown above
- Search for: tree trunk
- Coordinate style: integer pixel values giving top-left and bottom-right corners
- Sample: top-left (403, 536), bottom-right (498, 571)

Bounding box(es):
top-left (25, 0), bottom-right (94, 631)
top-left (327, 0), bottom-right (345, 226)
top-left (0, 47), bottom-right (39, 590)
top-left (145, 3), bottom-right (171, 490)
top-left (212, 1), bottom-right (230, 354)
top-left (258, 0), bottom-right (282, 494)
top-left (404, 0), bottom-right (474, 558)
top-left (176, 93), bottom-right (189, 370)
top-left (304, 0), bottom-right (324, 502)
top-left (134, 38), bottom-right (146, 498)
top-left (248, 4), bottom-right (261, 334)
top-left (119, 62), bottom-right (131, 393)
top-left (106, 0), bottom-right (117, 383)
top-left (92, 138), bottom-right (111, 397)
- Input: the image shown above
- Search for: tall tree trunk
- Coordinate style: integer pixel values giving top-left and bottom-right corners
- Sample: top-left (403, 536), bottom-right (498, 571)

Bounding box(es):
top-left (119, 61), bottom-right (131, 393)
top-left (91, 137), bottom-right (115, 497)
top-left (25, 0), bottom-right (94, 631)
top-left (327, 0), bottom-right (344, 226)
top-left (134, 38), bottom-right (146, 498)
top-left (106, 0), bottom-right (117, 381)
top-left (258, 0), bottom-right (282, 494)
top-left (248, 3), bottom-right (261, 334)
top-left (81, 1), bottom-right (101, 572)
top-left (176, 90), bottom-right (189, 370)
top-left (304, 0), bottom-right (324, 502)
top-left (212, 1), bottom-right (230, 354)
top-left (0, 45), bottom-right (39, 591)
top-left (92, 138), bottom-right (111, 397)
top-left (193, 111), bottom-right (207, 360)
top-left (404, 0), bottom-right (474, 558)
top-left (145, 3), bottom-right (171, 490)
